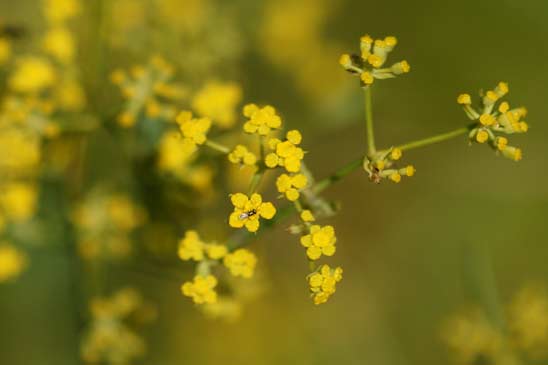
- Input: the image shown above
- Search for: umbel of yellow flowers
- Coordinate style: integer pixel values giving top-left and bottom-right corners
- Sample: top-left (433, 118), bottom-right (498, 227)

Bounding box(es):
top-left (457, 82), bottom-right (527, 161)
top-left (339, 35), bottom-right (410, 87)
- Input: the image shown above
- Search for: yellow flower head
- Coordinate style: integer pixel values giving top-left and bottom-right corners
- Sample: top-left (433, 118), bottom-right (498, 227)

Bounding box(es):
top-left (191, 81), bottom-right (242, 128)
top-left (507, 285), bottom-right (548, 352)
top-left (459, 82), bottom-right (528, 161)
top-left (181, 275), bottom-right (218, 304)
top-left (178, 230), bottom-right (205, 261)
top-left (300, 210), bottom-right (315, 222)
top-left (228, 193), bottom-right (276, 232)
top-left (9, 57), bottom-right (56, 93)
top-left (223, 249), bottom-right (257, 278)
top-left (176, 111), bottom-right (212, 145)
top-left (44, 0), bottom-right (81, 23)
top-left (178, 230), bottom-right (227, 262)
top-left (276, 173), bottom-right (308, 201)
top-left (300, 225), bottom-right (336, 260)
top-left (43, 27), bottom-right (75, 64)
top-left (0, 243), bottom-right (27, 282)
top-left (228, 145), bottom-right (257, 166)
top-left (265, 130), bottom-right (305, 173)
top-left (340, 35), bottom-right (409, 87)
top-left (0, 183), bottom-right (38, 222)
top-left (242, 103), bottom-right (282, 135)
top-left (308, 265), bottom-right (343, 305)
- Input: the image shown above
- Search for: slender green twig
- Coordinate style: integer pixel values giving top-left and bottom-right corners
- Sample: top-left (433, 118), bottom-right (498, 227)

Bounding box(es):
top-left (395, 125), bottom-right (473, 151)
top-left (205, 140), bottom-right (230, 154)
top-left (365, 86), bottom-right (375, 155)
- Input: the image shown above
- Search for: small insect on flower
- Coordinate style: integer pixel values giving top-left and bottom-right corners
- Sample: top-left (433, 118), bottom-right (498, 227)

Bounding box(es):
top-left (239, 209), bottom-right (257, 220)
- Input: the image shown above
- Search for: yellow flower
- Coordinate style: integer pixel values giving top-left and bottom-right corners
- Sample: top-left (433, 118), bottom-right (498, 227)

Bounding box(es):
top-left (389, 172), bottom-right (401, 183)
top-left (9, 57), bottom-right (56, 93)
top-left (0, 243), bottom-right (27, 282)
top-left (242, 104), bottom-right (282, 135)
top-left (228, 145), bottom-right (257, 166)
top-left (340, 35), bottom-right (409, 87)
top-left (178, 230), bottom-right (206, 261)
top-left (181, 275), bottom-right (218, 304)
top-left (308, 265), bottom-right (343, 305)
top-left (178, 230), bottom-right (228, 261)
top-left (276, 173), bottom-right (308, 201)
top-left (507, 285), bottom-right (548, 352)
top-left (223, 249), bottom-right (257, 278)
top-left (300, 225), bottom-right (336, 260)
top-left (43, 27), bottom-right (75, 64)
top-left (457, 93), bottom-right (472, 105)
top-left (475, 129), bottom-right (489, 143)
top-left (264, 130), bottom-right (305, 173)
top-left (191, 81), bottom-right (242, 128)
top-left (0, 183), bottom-right (38, 222)
top-left (176, 111), bottom-right (211, 145)
top-left (459, 82), bottom-right (528, 161)
top-left (390, 148), bottom-right (402, 160)
top-left (44, 0), bottom-right (81, 23)
top-left (204, 244), bottom-right (227, 260)
top-left (501, 146), bottom-right (522, 161)
top-left (300, 210), bottom-right (315, 222)
top-left (228, 193), bottom-right (276, 232)
top-left (157, 131), bottom-right (197, 172)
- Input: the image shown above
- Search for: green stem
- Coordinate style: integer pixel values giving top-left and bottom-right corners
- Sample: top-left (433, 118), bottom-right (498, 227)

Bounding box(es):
top-left (312, 157), bottom-right (363, 194)
top-left (247, 169), bottom-right (264, 195)
top-left (365, 86), bottom-right (375, 155)
top-left (205, 140), bottom-right (230, 154)
top-left (395, 126), bottom-right (472, 152)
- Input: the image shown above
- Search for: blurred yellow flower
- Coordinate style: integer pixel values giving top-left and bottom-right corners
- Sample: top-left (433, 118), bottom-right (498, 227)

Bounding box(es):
top-left (0, 183), bottom-right (38, 222)
top-left (9, 57), bottom-right (56, 93)
top-left (192, 81), bottom-right (242, 128)
top-left (223, 249), bottom-right (257, 278)
top-left (43, 27), bottom-right (75, 64)
top-left (228, 145), bottom-right (257, 167)
top-left (0, 37), bottom-right (11, 65)
top-left (44, 0), bottom-right (81, 24)
top-left (176, 111), bottom-right (212, 145)
top-left (0, 243), bottom-right (27, 282)
top-left (508, 285), bottom-right (548, 353)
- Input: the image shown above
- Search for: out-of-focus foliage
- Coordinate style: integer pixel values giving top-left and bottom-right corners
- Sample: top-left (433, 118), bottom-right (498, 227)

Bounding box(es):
top-left (0, 0), bottom-right (547, 365)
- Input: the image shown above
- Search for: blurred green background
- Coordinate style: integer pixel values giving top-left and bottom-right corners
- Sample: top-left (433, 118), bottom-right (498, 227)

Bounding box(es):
top-left (1, 0), bottom-right (547, 364)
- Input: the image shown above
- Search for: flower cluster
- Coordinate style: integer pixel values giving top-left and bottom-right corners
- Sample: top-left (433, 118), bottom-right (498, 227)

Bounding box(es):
top-left (112, 56), bottom-right (187, 127)
top-left (176, 110), bottom-right (212, 148)
top-left (265, 130), bottom-right (305, 173)
top-left (242, 103), bottom-right (282, 135)
top-left (178, 230), bottom-right (258, 307)
top-left (363, 147), bottom-right (416, 184)
top-left (339, 35), bottom-right (410, 87)
top-left (228, 193), bottom-right (276, 233)
top-left (80, 287), bottom-right (155, 365)
top-left (300, 225), bottom-right (336, 260)
top-left (458, 82), bottom-right (527, 161)
top-left (276, 173), bottom-right (308, 201)
top-left (182, 275), bottom-right (219, 304)
top-left (191, 81), bottom-right (242, 128)
top-left (228, 145), bottom-right (257, 167)
top-left (72, 192), bottom-right (147, 259)
top-left (443, 284), bottom-right (548, 364)
top-left (178, 230), bottom-right (227, 261)
top-left (308, 265), bottom-right (343, 305)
